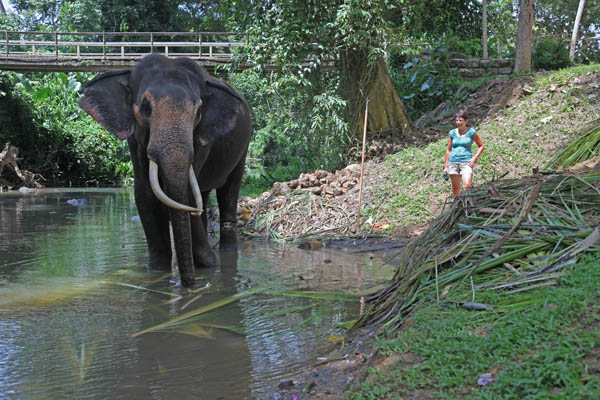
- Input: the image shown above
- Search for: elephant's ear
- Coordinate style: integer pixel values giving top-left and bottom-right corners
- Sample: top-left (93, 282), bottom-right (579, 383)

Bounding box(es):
top-left (205, 77), bottom-right (246, 104)
top-left (78, 70), bottom-right (135, 140)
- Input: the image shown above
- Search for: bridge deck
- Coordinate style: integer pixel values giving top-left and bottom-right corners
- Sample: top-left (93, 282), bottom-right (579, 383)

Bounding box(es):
top-left (1, 31), bottom-right (251, 72)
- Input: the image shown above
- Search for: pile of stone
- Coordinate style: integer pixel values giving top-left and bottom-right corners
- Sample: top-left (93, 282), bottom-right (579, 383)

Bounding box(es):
top-left (236, 164), bottom-right (365, 237)
top-left (273, 163), bottom-right (362, 198)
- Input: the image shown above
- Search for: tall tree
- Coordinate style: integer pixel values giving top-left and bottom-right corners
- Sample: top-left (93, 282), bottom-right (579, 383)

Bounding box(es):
top-left (569, 0), bottom-right (585, 62)
top-left (482, 0), bottom-right (488, 59)
top-left (514, 0), bottom-right (536, 73)
top-left (1, 0), bottom-right (6, 15)
top-left (239, 0), bottom-right (413, 138)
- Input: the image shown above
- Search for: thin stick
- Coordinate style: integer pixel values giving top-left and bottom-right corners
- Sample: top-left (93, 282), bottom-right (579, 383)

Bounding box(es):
top-left (356, 98), bottom-right (369, 233)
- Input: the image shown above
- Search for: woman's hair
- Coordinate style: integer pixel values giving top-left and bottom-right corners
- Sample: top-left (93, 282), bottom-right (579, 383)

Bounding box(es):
top-left (455, 109), bottom-right (469, 120)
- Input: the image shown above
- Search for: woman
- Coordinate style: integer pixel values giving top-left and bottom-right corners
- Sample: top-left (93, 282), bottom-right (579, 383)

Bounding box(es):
top-left (444, 110), bottom-right (485, 196)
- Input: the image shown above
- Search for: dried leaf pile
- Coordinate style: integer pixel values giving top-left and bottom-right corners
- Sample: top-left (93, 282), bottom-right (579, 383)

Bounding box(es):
top-left (358, 171), bottom-right (600, 331)
top-left (239, 164), bottom-right (367, 240)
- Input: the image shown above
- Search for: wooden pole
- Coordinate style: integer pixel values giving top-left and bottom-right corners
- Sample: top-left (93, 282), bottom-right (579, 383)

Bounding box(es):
top-left (356, 98), bottom-right (369, 233)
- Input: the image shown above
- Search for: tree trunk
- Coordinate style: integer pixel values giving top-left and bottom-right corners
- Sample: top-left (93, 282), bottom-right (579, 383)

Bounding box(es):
top-left (0, 0), bottom-right (6, 15)
top-left (570, 0), bottom-right (586, 62)
top-left (342, 55), bottom-right (413, 139)
top-left (482, 0), bottom-right (488, 59)
top-left (497, 39), bottom-right (502, 60)
top-left (364, 58), bottom-right (413, 135)
top-left (514, 0), bottom-right (536, 73)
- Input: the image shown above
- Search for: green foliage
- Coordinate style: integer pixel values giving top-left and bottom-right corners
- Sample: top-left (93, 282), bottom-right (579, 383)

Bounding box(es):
top-left (485, 0), bottom-right (517, 60)
top-left (533, 37), bottom-right (571, 70)
top-left (536, 0), bottom-right (600, 64)
top-left (396, 0), bottom-right (482, 40)
top-left (0, 71), bottom-right (130, 186)
top-left (439, 35), bottom-right (482, 58)
top-left (230, 69), bottom-right (350, 188)
top-left (387, 42), bottom-right (465, 120)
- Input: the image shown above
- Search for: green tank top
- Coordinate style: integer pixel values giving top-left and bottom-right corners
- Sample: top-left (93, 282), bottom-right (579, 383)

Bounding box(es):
top-left (449, 128), bottom-right (476, 163)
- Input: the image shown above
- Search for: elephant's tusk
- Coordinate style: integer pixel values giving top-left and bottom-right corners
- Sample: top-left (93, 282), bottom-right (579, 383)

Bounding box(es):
top-left (149, 159), bottom-right (203, 214)
top-left (188, 166), bottom-right (204, 216)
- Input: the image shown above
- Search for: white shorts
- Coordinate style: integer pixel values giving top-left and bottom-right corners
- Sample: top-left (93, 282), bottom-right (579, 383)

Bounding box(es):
top-left (448, 162), bottom-right (473, 176)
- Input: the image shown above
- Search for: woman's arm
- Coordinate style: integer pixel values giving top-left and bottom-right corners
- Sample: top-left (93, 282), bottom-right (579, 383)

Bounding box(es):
top-left (469, 134), bottom-right (485, 167)
top-left (444, 137), bottom-right (452, 173)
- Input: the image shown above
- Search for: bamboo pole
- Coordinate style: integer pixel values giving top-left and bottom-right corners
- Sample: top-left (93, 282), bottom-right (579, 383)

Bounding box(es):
top-left (356, 98), bottom-right (369, 233)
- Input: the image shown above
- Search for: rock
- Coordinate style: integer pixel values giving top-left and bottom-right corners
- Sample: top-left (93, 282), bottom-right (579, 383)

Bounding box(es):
top-left (308, 186), bottom-right (322, 195)
top-left (522, 85), bottom-right (534, 95)
top-left (67, 198), bottom-right (88, 207)
top-left (297, 240), bottom-right (323, 250)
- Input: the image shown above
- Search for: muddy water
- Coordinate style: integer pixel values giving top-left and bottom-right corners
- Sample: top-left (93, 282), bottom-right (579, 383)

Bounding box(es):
top-left (0, 189), bottom-right (393, 399)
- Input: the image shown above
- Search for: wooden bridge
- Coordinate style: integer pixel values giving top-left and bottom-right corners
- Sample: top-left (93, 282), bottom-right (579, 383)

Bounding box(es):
top-left (0, 31), bottom-right (251, 72)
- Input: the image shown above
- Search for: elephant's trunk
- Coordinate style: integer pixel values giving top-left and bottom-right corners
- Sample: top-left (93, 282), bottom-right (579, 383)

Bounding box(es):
top-left (149, 159), bottom-right (203, 214)
top-left (148, 158), bottom-right (203, 287)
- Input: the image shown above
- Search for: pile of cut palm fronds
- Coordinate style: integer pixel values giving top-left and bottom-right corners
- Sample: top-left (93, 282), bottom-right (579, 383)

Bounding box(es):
top-left (357, 171), bottom-right (600, 331)
top-left (244, 190), bottom-right (356, 241)
top-left (547, 119), bottom-right (600, 169)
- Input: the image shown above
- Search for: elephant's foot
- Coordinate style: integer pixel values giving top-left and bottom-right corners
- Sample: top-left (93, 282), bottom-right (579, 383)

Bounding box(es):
top-left (147, 249), bottom-right (172, 270)
top-left (219, 222), bottom-right (238, 250)
top-left (193, 246), bottom-right (218, 269)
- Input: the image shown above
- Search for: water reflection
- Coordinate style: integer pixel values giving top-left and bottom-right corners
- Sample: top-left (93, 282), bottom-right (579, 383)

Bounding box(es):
top-left (0, 189), bottom-right (393, 399)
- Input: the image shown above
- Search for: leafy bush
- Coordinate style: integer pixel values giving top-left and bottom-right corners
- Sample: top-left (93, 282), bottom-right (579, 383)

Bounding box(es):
top-left (439, 35), bottom-right (482, 57)
top-left (0, 72), bottom-right (130, 186)
top-left (387, 42), bottom-right (465, 120)
top-left (230, 69), bottom-right (351, 189)
top-left (533, 37), bottom-right (571, 70)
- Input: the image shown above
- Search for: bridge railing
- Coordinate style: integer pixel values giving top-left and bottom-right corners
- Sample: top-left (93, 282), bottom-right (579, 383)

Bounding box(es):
top-left (1, 31), bottom-right (249, 60)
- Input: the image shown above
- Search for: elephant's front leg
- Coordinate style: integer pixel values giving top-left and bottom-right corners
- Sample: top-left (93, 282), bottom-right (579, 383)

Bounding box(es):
top-left (130, 142), bottom-right (172, 270)
top-left (191, 190), bottom-right (217, 268)
top-left (217, 155), bottom-right (246, 248)
top-left (135, 189), bottom-right (172, 269)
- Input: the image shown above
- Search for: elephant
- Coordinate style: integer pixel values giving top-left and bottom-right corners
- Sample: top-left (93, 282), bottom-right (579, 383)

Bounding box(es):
top-left (79, 53), bottom-right (252, 287)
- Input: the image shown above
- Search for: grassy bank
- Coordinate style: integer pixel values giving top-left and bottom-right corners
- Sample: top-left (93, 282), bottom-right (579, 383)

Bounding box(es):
top-left (349, 252), bottom-right (600, 399)
top-left (363, 64), bottom-right (600, 227)
top-left (343, 65), bottom-right (600, 399)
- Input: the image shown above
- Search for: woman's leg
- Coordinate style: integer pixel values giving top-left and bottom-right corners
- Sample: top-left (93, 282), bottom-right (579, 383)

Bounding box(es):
top-left (450, 174), bottom-right (462, 196)
top-left (462, 172), bottom-right (473, 190)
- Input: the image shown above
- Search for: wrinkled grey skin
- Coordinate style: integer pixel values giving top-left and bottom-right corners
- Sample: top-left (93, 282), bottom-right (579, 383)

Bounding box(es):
top-left (79, 54), bottom-right (251, 287)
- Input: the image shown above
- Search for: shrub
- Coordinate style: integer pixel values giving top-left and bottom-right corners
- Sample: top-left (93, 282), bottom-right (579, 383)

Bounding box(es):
top-left (388, 42), bottom-right (466, 120)
top-left (533, 37), bottom-right (571, 70)
top-left (0, 72), bottom-right (130, 186)
top-left (229, 69), bottom-right (351, 189)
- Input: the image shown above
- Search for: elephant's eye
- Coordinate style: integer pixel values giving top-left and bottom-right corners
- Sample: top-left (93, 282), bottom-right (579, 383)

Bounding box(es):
top-left (139, 99), bottom-right (152, 119)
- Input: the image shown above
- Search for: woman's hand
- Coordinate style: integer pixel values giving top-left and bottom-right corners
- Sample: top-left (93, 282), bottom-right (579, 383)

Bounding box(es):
top-left (444, 165), bottom-right (448, 173)
top-left (468, 158), bottom-right (476, 168)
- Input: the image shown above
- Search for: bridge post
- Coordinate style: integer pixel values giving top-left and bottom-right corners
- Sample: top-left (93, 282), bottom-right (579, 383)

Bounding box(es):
top-left (151, 32), bottom-right (154, 54)
top-left (102, 32), bottom-right (106, 59)
top-left (198, 32), bottom-right (202, 57)
top-left (55, 32), bottom-right (58, 58)
top-left (4, 31), bottom-right (8, 56)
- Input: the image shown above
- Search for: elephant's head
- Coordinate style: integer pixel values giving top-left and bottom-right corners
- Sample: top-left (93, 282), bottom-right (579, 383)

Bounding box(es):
top-left (79, 55), bottom-right (221, 212)
top-left (78, 54), bottom-right (251, 286)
